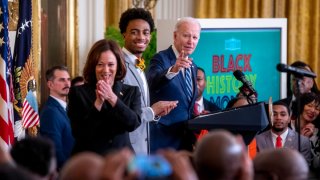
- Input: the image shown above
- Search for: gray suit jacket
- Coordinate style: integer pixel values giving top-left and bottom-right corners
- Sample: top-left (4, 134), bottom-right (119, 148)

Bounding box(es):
top-left (256, 128), bottom-right (312, 165)
top-left (123, 52), bottom-right (153, 154)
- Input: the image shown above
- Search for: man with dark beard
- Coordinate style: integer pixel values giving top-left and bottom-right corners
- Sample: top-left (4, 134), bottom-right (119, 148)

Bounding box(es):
top-left (255, 101), bottom-right (312, 165)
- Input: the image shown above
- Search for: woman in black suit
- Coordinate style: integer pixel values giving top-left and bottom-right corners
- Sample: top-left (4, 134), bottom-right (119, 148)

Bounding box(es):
top-left (68, 39), bottom-right (141, 155)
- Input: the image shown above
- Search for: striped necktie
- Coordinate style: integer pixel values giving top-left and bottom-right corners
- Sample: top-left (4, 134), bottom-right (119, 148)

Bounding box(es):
top-left (185, 67), bottom-right (192, 101)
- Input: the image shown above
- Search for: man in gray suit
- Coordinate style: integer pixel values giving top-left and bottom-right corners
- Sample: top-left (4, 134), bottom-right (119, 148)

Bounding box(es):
top-left (119, 8), bottom-right (178, 154)
top-left (256, 101), bottom-right (312, 165)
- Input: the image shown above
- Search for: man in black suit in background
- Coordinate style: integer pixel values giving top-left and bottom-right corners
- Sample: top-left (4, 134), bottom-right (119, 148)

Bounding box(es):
top-left (194, 67), bottom-right (220, 116)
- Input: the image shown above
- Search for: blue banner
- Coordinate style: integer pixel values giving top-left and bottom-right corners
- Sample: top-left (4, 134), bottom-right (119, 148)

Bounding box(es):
top-left (192, 28), bottom-right (281, 108)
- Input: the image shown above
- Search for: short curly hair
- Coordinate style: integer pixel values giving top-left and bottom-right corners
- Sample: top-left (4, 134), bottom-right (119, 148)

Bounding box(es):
top-left (119, 8), bottom-right (155, 34)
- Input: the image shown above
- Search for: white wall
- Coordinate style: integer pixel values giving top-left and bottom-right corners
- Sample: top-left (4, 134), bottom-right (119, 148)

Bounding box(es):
top-left (155, 0), bottom-right (194, 21)
top-left (78, 0), bottom-right (105, 75)
top-left (9, 32), bottom-right (16, 56)
top-left (154, 0), bottom-right (194, 51)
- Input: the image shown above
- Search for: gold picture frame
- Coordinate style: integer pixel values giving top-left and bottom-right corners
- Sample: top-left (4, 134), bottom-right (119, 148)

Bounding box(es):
top-left (8, 0), bottom-right (19, 31)
top-left (66, 0), bottom-right (79, 77)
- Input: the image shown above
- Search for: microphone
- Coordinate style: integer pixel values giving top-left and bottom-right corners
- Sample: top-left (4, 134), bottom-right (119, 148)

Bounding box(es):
top-left (233, 70), bottom-right (256, 96)
top-left (276, 63), bottom-right (316, 78)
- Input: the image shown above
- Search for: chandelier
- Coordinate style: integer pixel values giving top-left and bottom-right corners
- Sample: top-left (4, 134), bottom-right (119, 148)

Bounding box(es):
top-left (132, 0), bottom-right (158, 10)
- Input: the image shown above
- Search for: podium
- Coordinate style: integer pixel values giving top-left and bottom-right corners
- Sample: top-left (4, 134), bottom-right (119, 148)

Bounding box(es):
top-left (188, 102), bottom-right (270, 145)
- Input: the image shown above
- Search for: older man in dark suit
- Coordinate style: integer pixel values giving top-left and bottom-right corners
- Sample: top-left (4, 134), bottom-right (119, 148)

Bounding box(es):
top-left (146, 17), bottom-right (201, 152)
top-left (256, 101), bottom-right (312, 165)
top-left (40, 66), bottom-right (74, 169)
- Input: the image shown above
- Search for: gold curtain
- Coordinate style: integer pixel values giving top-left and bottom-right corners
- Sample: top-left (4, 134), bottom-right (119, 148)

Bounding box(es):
top-left (105, 0), bottom-right (132, 28)
top-left (31, 0), bottom-right (41, 103)
top-left (195, 0), bottom-right (320, 86)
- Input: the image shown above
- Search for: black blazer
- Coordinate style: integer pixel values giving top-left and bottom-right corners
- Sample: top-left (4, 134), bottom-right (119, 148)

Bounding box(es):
top-left (67, 81), bottom-right (141, 155)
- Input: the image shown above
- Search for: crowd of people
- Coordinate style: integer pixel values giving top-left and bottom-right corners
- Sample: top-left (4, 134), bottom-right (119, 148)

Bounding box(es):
top-left (0, 7), bottom-right (319, 180)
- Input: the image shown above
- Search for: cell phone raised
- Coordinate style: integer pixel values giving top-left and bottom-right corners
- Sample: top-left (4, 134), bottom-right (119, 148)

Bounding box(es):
top-left (127, 154), bottom-right (172, 180)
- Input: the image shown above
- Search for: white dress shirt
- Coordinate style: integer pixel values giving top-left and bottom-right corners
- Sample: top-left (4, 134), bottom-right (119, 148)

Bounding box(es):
top-left (50, 95), bottom-right (67, 111)
top-left (195, 96), bottom-right (205, 113)
top-left (271, 128), bottom-right (289, 148)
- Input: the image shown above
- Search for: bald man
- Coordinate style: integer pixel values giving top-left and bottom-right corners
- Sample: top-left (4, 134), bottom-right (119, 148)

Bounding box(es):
top-left (193, 130), bottom-right (253, 180)
top-left (59, 152), bottom-right (104, 180)
top-left (254, 148), bottom-right (309, 180)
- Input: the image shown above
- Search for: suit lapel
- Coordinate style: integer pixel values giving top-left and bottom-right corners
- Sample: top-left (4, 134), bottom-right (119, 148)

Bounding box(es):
top-left (113, 81), bottom-right (122, 96)
top-left (266, 131), bottom-right (274, 148)
top-left (48, 96), bottom-right (69, 121)
top-left (284, 129), bottom-right (295, 148)
top-left (191, 65), bottom-right (198, 102)
top-left (124, 55), bottom-right (148, 106)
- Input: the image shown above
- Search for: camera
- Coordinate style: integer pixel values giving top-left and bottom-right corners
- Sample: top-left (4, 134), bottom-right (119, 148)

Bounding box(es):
top-left (127, 154), bottom-right (172, 180)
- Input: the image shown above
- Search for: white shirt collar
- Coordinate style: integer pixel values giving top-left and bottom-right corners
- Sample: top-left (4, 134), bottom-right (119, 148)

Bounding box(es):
top-left (196, 96), bottom-right (204, 106)
top-left (50, 95), bottom-right (67, 111)
top-left (195, 96), bottom-right (204, 112)
top-left (122, 47), bottom-right (138, 65)
top-left (271, 128), bottom-right (289, 147)
top-left (172, 44), bottom-right (179, 58)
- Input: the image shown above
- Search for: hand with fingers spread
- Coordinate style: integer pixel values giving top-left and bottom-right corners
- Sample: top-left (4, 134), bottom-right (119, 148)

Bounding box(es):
top-left (151, 101), bottom-right (179, 117)
top-left (171, 50), bottom-right (193, 73)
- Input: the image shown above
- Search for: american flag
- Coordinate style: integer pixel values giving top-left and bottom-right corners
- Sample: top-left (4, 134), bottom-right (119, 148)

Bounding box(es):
top-left (22, 91), bottom-right (39, 128)
top-left (13, 0), bottom-right (39, 135)
top-left (0, 0), bottom-right (15, 147)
